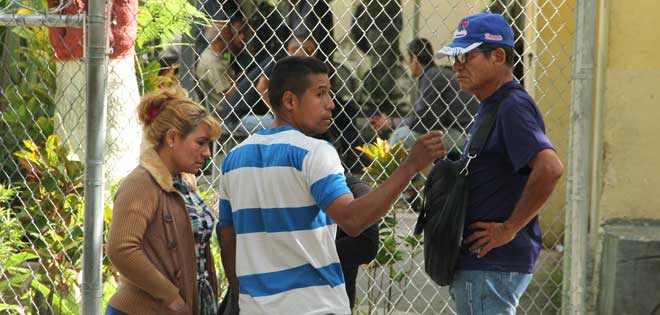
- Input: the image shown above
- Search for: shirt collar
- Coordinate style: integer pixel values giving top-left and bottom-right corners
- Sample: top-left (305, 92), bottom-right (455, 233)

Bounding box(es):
top-left (256, 125), bottom-right (299, 135)
top-left (481, 80), bottom-right (521, 105)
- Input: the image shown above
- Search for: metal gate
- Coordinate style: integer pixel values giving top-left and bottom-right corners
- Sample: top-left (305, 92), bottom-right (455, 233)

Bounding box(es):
top-left (0, 0), bottom-right (578, 314)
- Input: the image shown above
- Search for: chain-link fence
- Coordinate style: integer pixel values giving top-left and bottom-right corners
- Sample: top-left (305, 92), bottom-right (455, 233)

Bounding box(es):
top-left (0, 0), bottom-right (575, 314)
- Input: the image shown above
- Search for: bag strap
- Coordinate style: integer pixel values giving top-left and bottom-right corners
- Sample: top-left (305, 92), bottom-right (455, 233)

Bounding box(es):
top-left (414, 85), bottom-right (525, 235)
top-left (460, 86), bottom-right (524, 175)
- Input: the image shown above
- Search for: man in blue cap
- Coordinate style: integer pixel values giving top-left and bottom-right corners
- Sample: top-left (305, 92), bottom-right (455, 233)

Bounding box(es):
top-left (435, 13), bottom-right (564, 314)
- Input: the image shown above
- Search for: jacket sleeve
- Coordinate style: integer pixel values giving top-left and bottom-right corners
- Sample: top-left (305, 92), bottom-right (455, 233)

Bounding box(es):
top-left (335, 176), bottom-right (379, 266)
top-left (106, 175), bottom-right (180, 305)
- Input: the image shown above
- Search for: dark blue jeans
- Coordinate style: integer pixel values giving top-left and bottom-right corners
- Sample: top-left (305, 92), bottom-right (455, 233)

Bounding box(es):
top-left (105, 305), bottom-right (128, 315)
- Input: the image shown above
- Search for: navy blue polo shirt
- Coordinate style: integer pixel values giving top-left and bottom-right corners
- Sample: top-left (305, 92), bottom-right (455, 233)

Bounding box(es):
top-left (458, 80), bottom-right (555, 273)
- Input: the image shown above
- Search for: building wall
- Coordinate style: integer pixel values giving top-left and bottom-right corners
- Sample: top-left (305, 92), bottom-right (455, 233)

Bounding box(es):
top-left (598, 0), bottom-right (660, 222)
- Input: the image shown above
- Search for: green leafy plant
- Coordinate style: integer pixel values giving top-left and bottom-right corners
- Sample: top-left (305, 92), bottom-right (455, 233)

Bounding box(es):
top-left (136, 0), bottom-right (209, 51)
top-left (0, 184), bottom-right (22, 265)
top-left (0, 25), bottom-right (56, 184)
top-left (6, 135), bottom-right (85, 313)
top-left (356, 138), bottom-right (408, 183)
top-left (363, 213), bottom-right (423, 315)
top-left (365, 214), bottom-right (404, 314)
top-left (135, 0), bottom-right (210, 92)
top-left (356, 138), bottom-right (424, 314)
top-left (0, 183), bottom-right (79, 315)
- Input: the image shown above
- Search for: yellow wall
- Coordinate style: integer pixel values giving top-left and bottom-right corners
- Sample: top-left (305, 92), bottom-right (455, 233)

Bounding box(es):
top-left (598, 0), bottom-right (660, 222)
top-left (525, 0), bottom-right (574, 246)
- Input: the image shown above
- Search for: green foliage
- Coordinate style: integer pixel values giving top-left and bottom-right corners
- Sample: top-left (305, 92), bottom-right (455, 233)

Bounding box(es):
top-left (13, 135), bottom-right (84, 268)
top-left (0, 184), bottom-right (22, 265)
top-left (9, 26), bottom-right (55, 87)
top-left (0, 25), bottom-right (56, 184)
top-left (357, 138), bottom-right (425, 314)
top-left (0, 252), bottom-right (37, 311)
top-left (0, 4), bottom-right (216, 311)
top-left (137, 58), bottom-right (177, 93)
top-left (135, 0), bottom-right (210, 93)
top-left (136, 0), bottom-right (209, 52)
top-left (356, 138), bottom-right (407, 183)
top-left (0, 136), bottom-right (85, 314)
top-left (365, 211), bottom-right (423, 314)
top-left (373, 215), bottom-right (404, 267)
top-left (0, 181), bottom-right (81, 315)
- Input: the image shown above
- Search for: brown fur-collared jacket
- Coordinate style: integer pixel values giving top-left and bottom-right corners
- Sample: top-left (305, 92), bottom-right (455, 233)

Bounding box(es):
top-left (106, 148), bottom-right (218, 315)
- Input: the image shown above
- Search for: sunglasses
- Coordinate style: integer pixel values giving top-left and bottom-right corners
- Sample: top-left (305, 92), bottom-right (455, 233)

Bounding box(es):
top-left (449, 49), bottom-right (492, 65)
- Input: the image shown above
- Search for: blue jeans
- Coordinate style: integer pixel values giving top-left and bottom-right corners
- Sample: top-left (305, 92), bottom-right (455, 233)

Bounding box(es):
top-left (449, 270), bottom-right (532, 315)
top-left (105, 305), bottom-right (127, 315)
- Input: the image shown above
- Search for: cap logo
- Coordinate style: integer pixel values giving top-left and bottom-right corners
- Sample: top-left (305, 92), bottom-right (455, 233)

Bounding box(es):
top-left (484, 33), bottom-right (503, 41)
top-left (454, 20), bottom-right (469, 38)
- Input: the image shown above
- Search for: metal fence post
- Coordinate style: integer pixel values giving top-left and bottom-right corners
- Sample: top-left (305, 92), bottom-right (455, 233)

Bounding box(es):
top-left (562, 0), bottom-right (597, 314)
top-left (0, 1), bottom-right (577, 313)
top-left (81, 0), bottom-right (108, 312)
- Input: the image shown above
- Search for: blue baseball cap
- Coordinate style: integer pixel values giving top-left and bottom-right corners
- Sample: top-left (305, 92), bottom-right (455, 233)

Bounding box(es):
top-left (435, 13), bottom-right (514, 58)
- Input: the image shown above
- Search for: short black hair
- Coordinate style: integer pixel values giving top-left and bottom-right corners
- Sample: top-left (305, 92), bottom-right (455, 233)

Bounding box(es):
top-left (268, 56), bottom-right (329, 112)
top-left (480, 43), bottom-right (515, 68)
top-left (407, 38), bottom-right (435, 66)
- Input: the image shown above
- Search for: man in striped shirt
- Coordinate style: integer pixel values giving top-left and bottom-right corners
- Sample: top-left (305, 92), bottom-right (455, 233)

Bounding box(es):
top-left (218, 56), bottom-right (445, 314)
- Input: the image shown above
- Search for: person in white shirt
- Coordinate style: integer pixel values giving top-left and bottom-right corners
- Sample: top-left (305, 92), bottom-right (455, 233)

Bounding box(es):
top-left (218, 56), bottom-right (445, 315)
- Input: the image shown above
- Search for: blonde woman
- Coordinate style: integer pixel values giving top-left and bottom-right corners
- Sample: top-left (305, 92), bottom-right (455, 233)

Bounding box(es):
top-left (106, 86), bottom-right (221, 315)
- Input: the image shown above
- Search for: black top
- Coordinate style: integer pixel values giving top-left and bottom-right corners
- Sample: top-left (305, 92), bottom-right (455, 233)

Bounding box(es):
top-left (336, 174), bottom-right (379, 309)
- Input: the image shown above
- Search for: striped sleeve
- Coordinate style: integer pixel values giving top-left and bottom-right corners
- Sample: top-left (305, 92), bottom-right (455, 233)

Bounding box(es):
top-left (304, 142), bottom-right (351, 209)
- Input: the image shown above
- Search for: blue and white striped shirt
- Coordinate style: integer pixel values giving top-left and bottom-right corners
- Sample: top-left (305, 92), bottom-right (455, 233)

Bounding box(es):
top-left (218, 125), bottom-right (352, 315)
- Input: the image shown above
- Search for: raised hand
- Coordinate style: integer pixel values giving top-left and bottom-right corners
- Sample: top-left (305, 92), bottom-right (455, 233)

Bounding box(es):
top-left (403, 130), bottom-right (446, 172)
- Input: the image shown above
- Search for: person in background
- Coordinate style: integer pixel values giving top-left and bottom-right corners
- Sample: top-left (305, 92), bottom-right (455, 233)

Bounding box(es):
top-left (370, 38), bottom-right (479, 156)
top-left (278, 0), bottom-right (336, 63)
top-left (218, 56), bottom-right (444, 314)
top-left (106, 86), bottom-right (221, 315)
top-left (195, 15), bottom-right (246, 114)
top-left (336, 172), bottom-right (379, 309)
top-left (435, 13), bottom-right (564, 314)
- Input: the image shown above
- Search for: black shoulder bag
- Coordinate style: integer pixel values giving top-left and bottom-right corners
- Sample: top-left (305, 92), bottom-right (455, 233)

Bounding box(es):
top-left (414, 87), bottom-right (520, 286)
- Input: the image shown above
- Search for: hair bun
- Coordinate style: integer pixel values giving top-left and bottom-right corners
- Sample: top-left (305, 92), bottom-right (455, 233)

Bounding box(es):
top-left (137, 86), bottom-right (190, 125)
